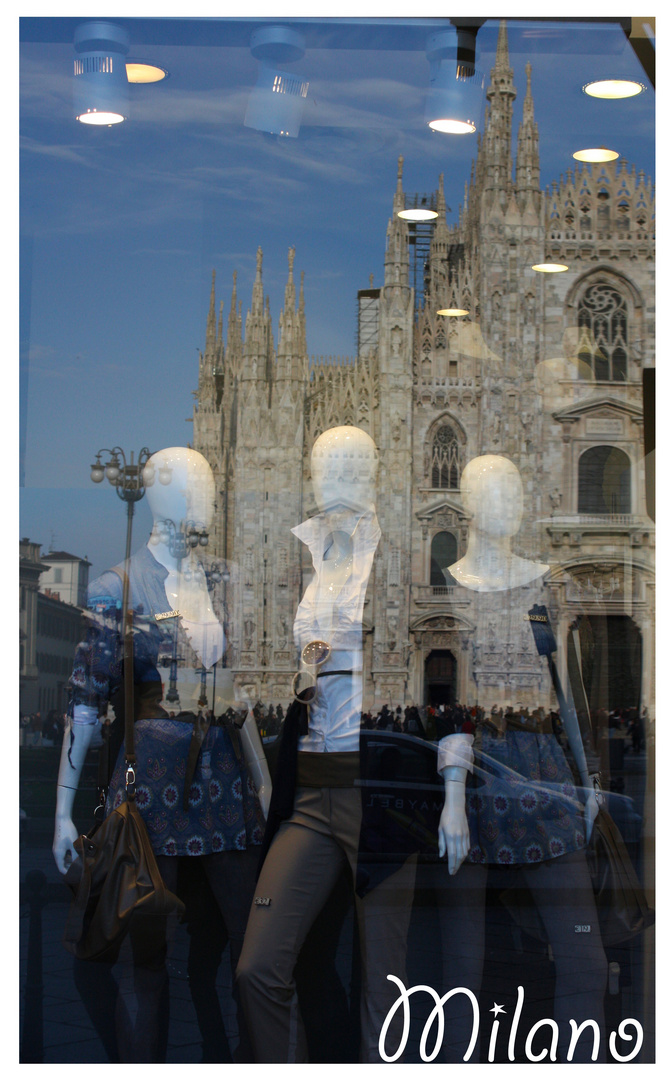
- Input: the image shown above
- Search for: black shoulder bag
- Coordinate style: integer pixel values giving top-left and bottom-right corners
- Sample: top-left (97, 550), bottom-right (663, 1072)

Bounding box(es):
top-left (512, 605), bottom-right (655, 947)
top-left (63, 574), bottom-right (184, 963)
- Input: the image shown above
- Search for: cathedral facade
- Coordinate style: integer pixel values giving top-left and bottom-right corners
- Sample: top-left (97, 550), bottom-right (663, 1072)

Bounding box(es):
top-left (192, 24), bottom-right (654, 722)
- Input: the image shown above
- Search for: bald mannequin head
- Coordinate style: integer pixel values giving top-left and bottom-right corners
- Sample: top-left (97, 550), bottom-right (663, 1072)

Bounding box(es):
top-left (144, 446), bottom-right (215, 532)
top-left (310, 425), bottom-right (378, 513)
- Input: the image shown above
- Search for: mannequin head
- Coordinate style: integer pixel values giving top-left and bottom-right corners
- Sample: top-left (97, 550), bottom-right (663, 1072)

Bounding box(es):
top-left (144, 447), bottom-right (216, 533)
top-left (310, 426), bottom-right (378, 513)
top-left (461, 454), bottom-right (523, 539)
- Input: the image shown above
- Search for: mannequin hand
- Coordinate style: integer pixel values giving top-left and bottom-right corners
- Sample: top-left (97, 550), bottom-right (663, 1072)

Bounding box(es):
top-left (584, 789), bottom-right (600, 844)
top-left (53, 817), bottom-right (80, 875)
top-left (438, 799), bottom-right (471, 876)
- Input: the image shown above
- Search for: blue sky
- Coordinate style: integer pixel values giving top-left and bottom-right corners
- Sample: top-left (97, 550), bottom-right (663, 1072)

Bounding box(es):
top-left (18, 13), bottom-right (655, 579)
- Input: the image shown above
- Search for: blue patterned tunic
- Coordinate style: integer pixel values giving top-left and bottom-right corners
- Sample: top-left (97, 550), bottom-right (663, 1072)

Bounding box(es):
top-left (436, 577), bottom-right (587, 866)
top-left (70, 543), bottom-right (265, 857)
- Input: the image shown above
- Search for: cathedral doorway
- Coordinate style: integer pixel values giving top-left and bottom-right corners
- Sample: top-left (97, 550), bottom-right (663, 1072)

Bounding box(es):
top-left (424, 650), bottom-right (456, 707)
top-left (571, 614), bottom-right (642, 712)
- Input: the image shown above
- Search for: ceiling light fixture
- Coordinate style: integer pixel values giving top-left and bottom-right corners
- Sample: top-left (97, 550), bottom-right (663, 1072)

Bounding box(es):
top-left (425, 27), bottom-right (485, 135)
top-left (244, 26), bottom-right (309, 139)
top-left (573, 147), bottom-right (619, 163)
top-left (437, 308), bottom-right (469, 317)
top-left (583, 79), bottom-right (646, 100)
top-left (73, 21), bottom-right (130, 125)
top-left (126, 60), bottom-right (169, 84)
top-left (532, 263), bottom-right (568, 273)
top-left (398, 208), bottom-right (439, 222)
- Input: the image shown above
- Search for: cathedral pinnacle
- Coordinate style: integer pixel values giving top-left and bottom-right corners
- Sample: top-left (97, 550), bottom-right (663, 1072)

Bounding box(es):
top-left (523, 62), bottom-right (534, 123)
top-left (437, 173), bottom-right (446, 216)
top-left (252, 247), bottom-right (264, 315)
top-left (282, 246), bottom-right (297, 327)
top-left (216, 300), bottom-right (223, 357)
top-left (225, 270), bottom-right (242, 377)
top-left (516, 59), bottom-right (540, 208)
top-left (394, 154), bottom-right (405, 214)
top-left (205, 268), bottom-right (217, 356)
top-left (230, 270), bottom-right (237, 313)
top-left (493, 19), bottom-right (510, 73)
top-left (483, 19), bottom-right (516, 206)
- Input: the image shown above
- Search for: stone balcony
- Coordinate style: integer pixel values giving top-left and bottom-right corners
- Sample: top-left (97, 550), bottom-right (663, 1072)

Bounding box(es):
top-left (543, 514), bottom-right (654, 550)
top-left (411, 584), bottom-right (472, 608)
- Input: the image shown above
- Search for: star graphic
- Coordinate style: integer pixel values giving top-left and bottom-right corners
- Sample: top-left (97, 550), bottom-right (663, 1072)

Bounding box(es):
top-left (490, 1003), bottom-right (506, 1017)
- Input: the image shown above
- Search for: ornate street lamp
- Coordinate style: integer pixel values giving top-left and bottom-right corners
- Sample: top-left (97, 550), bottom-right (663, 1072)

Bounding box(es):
top-left (90, 445), bottom-right (156, 615)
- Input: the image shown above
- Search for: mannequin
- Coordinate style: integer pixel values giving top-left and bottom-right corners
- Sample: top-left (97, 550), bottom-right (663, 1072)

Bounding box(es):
top-left (447, 454), bottom-right (549, 594)
top-left (53, 446), bottom-right (270, 1062)
top-left (237, 426), bottom-right (416, 1063)
top-left (435, 454), bottom-right (606, 1062)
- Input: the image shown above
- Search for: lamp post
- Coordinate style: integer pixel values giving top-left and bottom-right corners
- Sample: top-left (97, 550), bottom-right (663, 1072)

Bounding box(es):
top-left (90, 445), bottom-right (155, 615)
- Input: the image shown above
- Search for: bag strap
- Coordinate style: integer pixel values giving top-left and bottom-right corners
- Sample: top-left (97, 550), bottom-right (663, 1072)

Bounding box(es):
top-left (108, 564), bottom-right (137, 795)
top-left (528, 604), bottom-right (591, 790)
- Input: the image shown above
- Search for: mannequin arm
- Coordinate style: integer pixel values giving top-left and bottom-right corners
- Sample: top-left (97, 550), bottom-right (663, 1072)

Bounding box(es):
top-left (53, 708), bottom-right (99, 874)
top-left (437, 766), bottom-right (471, 876)
top-left (239, 714), bottom-right (272, 820)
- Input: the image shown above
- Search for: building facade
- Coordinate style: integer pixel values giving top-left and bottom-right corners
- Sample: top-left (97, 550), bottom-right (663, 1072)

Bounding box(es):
top-left (192, 24), bottom-right (654, 723)
top-left (39, 550), bottom-right (91, 609)
top-left (19, 540), bottom-right (86, 717)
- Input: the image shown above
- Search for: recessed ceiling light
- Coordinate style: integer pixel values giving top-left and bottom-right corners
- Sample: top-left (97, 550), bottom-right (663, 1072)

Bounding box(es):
top-left (126, 61), bottom-right (169, 84)
top-left (77, 109), bottom-right (125, 126)
top-left (532, 263), bottom-right (568, 274)
top-left (583, 79), bottom-right (646, 99)
top-left (437, 308), bottom-right (469, 316)
top-left (428, 118), bottom-right (476, 135)
top-left (398, 209), bottom-right (439, 222)
top-left (573, 147), bottom-right (619, 163)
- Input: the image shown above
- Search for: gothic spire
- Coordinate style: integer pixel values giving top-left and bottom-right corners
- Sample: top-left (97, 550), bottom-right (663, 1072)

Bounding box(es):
top-left (437, 172), bottom-right (447, 217)
top-left (216, 300), bottom-right (223, 354)
top-left (205, 268), bottom-right (217, 358)
top-left (394, 155), bottom-right (405, 215)
top-left (299, 270), bottom-right (306, 354)
top-left (284, 245), bottom-right (296, 312)
top-left (278, 246), bottom-right (300, 367)
top-left (244, 247), bottom-right (273, 380)
top-left (225, 271), bottom-right (242, 376)
top-left (482, 19), bottom-right (517, 208)
top-left (429, 172), bottom-right (450, 311)
top-left (385, 157), bottom-right (409, 287)
top-left (252, 246), bottom-right (264, 315)
top-left (515, 61), bottom-right (540, 211)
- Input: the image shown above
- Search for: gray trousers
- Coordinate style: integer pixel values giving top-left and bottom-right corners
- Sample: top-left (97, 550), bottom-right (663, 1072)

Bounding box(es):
top-left (236, 782), bottom-right (416, 1062)
top-left (436, 851), bottom-right (608, 1062)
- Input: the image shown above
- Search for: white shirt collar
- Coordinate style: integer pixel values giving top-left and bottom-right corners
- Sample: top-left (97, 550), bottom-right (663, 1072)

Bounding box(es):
top-left (291, 509), bottom-right (381, 567)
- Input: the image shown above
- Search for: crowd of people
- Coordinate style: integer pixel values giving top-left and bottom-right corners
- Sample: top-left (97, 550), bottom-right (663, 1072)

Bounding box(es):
top-left (19, 709), bottom-right (64, 747)
top-left (248, 698), bottom-right (647, 753)
top-left (19, 700), bottom-right (646, 754)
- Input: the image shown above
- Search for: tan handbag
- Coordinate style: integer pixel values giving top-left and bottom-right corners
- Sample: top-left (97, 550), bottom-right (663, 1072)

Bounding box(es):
top-left (586, 805), bottom-right (655, 947)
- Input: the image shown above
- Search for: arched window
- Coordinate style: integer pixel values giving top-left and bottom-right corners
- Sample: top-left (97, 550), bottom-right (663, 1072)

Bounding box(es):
top-left (577, 283), bottom-right (628, 381)
top-left (578, 445), bottom-right (631, 515)
top-left (430, 423), bottom-right (460, 489)
top-left (430, 531), bottom-right (458, 586)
